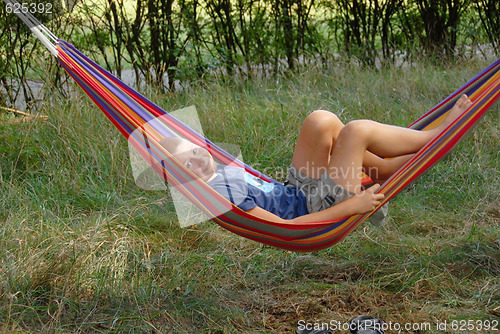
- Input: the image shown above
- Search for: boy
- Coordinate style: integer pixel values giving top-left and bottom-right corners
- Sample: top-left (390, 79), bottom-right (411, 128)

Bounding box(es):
top-left (159, 94), bottom-right (472, 224)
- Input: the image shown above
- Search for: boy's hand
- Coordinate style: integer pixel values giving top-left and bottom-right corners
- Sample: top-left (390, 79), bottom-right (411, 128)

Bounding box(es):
top-left (352, 184), bottom-right (385, 214)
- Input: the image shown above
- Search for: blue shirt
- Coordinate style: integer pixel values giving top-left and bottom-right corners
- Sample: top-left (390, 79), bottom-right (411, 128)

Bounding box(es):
top-left (208, 165), bottom-right (308, 219)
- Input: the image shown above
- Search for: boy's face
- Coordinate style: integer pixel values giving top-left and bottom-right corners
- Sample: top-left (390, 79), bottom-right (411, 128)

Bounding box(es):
top-left (171, 140), bottom-right (216, 182)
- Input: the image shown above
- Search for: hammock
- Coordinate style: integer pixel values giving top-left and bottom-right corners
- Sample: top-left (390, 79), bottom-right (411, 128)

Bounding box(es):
top-left (11, 5), bottom-right (500, 252)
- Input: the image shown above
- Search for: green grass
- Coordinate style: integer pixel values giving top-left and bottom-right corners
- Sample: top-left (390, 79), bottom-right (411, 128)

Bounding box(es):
top-left (0, 58), bottom-right (499, 333)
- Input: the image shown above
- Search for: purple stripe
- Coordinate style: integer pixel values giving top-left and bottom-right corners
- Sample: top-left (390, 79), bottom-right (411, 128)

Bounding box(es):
top-left (59, 43), bottom-right (157, 128)
top-left (58, 59), bottom-right (135, 137)
top-left (413, 58), bottom-right (500, 129)
top-left (59, 40), bottom-right (275, 182)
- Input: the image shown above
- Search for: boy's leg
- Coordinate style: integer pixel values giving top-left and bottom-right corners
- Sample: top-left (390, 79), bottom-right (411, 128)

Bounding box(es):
top-left (292, 111), bottom-right (419, 182)
top-left (329, 94), bottom-right (471, 192)
top-left (362, 153), bottom-right (413, 184)
top-left (291, 110), bottom-right (344, 179)
top-left (330, 122), bottom-right (443, 192)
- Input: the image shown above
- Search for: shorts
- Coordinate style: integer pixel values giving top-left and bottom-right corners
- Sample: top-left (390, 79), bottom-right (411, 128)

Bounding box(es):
top-left (285, 165), bottom-right (388, 226)
top-left (286, 165), bottom-right (353, 214)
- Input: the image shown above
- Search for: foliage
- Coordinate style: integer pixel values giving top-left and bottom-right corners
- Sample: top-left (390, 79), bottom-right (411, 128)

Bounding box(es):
top-left (474, 0), bottom-right (500, 56)
top-left (413, 0), bottom-right (471, 59)
top-left (0, 0), bottom-right (499, 109)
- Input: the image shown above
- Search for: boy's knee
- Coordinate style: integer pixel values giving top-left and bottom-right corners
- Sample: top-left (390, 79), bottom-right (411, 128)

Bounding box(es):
top-left (341, 120), bottom-right (374, 140)
top-left (343, 120), bottom-right (373, 132)
top-left (308, 110), bottom-right (340, 122)
top-left (305, 110), bottom-right (341, 135)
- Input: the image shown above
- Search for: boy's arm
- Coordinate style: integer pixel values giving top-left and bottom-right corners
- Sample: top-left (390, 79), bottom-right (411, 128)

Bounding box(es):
top-left (246, 184), bottom-right (385, 224)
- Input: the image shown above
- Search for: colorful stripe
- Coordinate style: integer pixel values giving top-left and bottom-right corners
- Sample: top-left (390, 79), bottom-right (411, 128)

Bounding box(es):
top-left (55, 39), bottom-right (500, 252)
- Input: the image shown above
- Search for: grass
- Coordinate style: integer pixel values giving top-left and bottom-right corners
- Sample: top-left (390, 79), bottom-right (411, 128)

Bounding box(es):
top-left (0, 58), bottom-right (499, 333)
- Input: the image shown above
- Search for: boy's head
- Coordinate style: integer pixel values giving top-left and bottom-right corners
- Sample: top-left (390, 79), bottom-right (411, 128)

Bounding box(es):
top-left (159, 137), bottom-right (217, 182)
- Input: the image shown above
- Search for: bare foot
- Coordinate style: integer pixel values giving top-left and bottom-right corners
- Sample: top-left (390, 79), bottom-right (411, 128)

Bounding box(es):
top-left (438, 94), bottom-right (472, 130)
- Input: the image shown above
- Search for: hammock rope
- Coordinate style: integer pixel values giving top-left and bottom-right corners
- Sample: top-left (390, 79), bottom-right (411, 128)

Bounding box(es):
top-left (4, 0), bottom-right (58, 55)
top-left (8, 4), bottom-right (500, 252)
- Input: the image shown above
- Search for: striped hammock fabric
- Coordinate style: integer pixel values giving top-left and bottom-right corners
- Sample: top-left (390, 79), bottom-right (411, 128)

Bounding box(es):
top-left (12, 8), bottom-right (500, 252)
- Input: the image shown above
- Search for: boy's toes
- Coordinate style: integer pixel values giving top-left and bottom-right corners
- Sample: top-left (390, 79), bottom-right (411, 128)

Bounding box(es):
top-left (454, 94), bottom-right (472, 111)
top-left (460, 94), bottom-right (472, 106)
